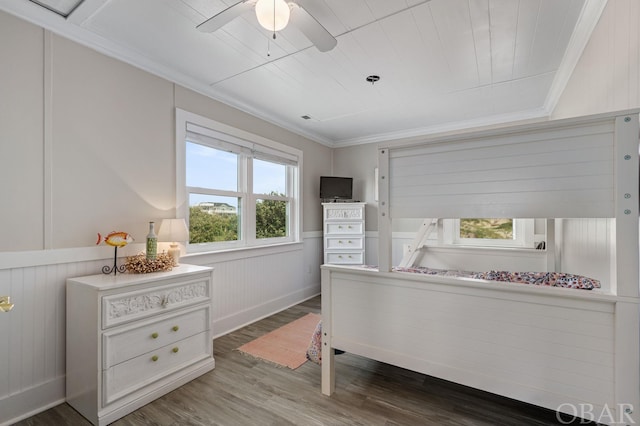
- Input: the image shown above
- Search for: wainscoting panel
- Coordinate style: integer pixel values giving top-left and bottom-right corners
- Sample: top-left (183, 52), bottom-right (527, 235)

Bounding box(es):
top-left (189, 237), bottom-right (322, 337)
top-left (0, 258), bottom-right (105, 425)
top-left (0, 235), bottom-right (323, 425)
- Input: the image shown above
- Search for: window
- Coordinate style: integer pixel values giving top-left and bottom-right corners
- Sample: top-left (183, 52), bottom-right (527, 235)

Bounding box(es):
top-left (443, 218), bottom-right (534, 248)
top-left (177, 109), bottom-right (300, 253)
top-left (460, 218), bottom-right (513, 240)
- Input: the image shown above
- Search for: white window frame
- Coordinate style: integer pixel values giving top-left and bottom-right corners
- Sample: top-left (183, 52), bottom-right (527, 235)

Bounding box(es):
top-left (442, 218), bottom-right (535, 249)
top-left (176, 109), bottom-right (301, 253)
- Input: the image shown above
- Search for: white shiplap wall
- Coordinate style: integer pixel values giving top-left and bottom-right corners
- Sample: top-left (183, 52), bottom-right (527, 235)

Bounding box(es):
top-left (552, 0), bottom-right (640, 118)
top-left (557, 218), bottom-right (614, 294)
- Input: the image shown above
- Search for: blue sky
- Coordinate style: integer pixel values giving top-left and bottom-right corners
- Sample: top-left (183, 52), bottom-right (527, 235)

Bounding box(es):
top-left (186, 141), bottom-right (286, 208)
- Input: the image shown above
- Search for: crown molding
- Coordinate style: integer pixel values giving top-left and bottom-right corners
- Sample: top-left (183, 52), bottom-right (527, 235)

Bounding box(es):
top-left (331, 109), bottom-right (550, 148)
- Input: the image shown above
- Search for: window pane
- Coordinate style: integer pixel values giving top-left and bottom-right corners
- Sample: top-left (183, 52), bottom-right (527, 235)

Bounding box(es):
top-left (255, 199), bottom-right (288, 239)
top-left (253, 159), bottom-right (286, 195)
top-left (460, 219), bottom-right (513, 239)
top-left (186, 141), bottom-right (237, 191)
top-left (189, 194), bottom-right (240, 243)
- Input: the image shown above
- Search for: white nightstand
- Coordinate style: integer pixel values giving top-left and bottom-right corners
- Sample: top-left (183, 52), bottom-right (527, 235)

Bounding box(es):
top-left (66, 264), bottom-right (215, 426)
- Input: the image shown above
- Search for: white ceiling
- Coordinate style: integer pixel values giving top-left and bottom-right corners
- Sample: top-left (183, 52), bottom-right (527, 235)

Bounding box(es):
top-left (0, 0), bottom-right (607, 147)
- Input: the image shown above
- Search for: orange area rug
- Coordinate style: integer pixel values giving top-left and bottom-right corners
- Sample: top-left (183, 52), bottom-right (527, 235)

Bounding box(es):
top-left (237, 312), bottom-right (321, 369)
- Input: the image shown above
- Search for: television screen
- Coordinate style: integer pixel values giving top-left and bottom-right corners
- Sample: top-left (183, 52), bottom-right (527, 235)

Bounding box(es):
top-left (320, 176), bottom-right (352, 200)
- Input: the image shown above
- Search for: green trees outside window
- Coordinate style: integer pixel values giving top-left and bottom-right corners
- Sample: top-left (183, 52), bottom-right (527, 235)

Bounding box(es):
top-left (189, 192), bottom-right (287, 243)
top-left (460, 218), bottom-right (513, 240)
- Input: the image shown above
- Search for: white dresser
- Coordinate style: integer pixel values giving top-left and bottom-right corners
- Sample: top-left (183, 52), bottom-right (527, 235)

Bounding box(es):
top-left (66, 264), bottom-right (215, 426)
top-left (323, 202), bottom-right (366, 265)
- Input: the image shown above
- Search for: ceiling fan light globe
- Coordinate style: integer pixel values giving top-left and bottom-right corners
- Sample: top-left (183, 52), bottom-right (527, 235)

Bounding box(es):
top-left (255, 0), bottom-right (290, 32)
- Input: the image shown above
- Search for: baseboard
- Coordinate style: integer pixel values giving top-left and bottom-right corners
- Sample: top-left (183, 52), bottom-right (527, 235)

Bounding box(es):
top-left (212, 284), bottom-right (320, 339)
top-left (0, 376), bottom-right (65, 426)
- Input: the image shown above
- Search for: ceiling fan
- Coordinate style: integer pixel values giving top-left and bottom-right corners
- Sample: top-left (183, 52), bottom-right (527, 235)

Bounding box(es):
top-left (197, 0), bottom-right (338, 52)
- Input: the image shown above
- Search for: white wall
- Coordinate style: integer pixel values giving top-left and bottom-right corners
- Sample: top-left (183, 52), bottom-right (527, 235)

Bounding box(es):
top-left (552, 0), bottom-right (640, 118)
top-left (0, 11), bottom-right (44, 251)
top-left (0, 10), bottom-right (330, 425)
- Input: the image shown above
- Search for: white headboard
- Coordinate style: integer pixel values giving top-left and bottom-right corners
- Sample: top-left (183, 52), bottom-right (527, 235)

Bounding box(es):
top-left (376, 111), bottom-right (639, 297)
top-left (380, 114), bottom-right (638, 219)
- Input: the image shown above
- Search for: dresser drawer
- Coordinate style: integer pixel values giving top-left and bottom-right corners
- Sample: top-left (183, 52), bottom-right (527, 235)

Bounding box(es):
top-left (325, 236), bottom-right (364, 250)
top-left (102, 275), bottom-right (210, 328)
top-left (103, 331), bottom-right (211, 405)
top-left (325, 222), bottom-right (363, 235)
top-left (102, 306), bottom-right (210, 369)
top-left (324, 206), bottom-right (364, 220)
top-left (326, 252), bottom-right (364, 264)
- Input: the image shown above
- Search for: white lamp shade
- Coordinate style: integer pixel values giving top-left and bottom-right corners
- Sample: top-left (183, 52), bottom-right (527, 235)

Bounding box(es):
top-left (158, 218), bottom-right (189, 243)
top-left (255, 0), bottom-right (290, 32)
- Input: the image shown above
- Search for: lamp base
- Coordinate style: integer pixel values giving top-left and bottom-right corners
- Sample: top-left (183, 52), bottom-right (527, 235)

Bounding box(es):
top-left (168, 243), bottom-right (181, 265)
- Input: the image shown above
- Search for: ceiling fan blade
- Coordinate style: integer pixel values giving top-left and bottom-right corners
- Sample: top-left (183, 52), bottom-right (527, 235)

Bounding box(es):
top-left (289, 3), bottom-right (337, 52)
top-left (197, 0), bottom-right (255, 33)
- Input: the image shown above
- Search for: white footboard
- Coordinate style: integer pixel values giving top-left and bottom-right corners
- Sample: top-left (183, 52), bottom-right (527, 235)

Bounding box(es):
top-left (321, 265), bottom-right (640, 425)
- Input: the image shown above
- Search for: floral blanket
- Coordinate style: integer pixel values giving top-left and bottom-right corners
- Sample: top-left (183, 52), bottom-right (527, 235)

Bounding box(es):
top-left (306, 320), bottom-right (322, 365)
top-left (471, 270), bottom-right (600, 290)
top-left (392, 266), bottom-right (600, 290)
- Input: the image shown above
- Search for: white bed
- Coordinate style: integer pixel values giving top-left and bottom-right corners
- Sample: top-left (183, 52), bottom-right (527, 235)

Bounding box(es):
top-left (321, 111), bottom-right (640, 425)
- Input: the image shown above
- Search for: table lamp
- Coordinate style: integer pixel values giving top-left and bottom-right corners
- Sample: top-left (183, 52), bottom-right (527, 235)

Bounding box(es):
top-left (158, 218), bottom-right (189, 265)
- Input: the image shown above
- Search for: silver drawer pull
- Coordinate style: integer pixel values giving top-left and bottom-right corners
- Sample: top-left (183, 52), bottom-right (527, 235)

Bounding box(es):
top-left (338, 240), bottom-right (343, 244)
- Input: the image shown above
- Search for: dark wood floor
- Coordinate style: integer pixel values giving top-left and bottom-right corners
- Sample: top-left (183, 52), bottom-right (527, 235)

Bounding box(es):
top-left (16, 296), bottom-right (593, 425)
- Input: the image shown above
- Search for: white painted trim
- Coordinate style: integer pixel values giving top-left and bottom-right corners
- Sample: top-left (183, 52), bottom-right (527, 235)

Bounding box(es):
top-left (0, 233), bottom-right (323, 270)
top-left (379, 108), bottom-right (640, 151)
top-left (544, 0), bottom-right (609, 115)
top-left (0, 377), bottom-right (65, 426)
top-left (613, 114), bottom-right (640, 297)
top-left (66, 0), bottom-right (109, 25)
top-left (377, 147), bottom-right (391, 271)
top-left (176, 108), bottom-right (303, 253)
top-left (177, 109), bottom-right (303, 158)
top-left (0, 244), bottom-right (146, 270)
top-left (212, 286), bottom-right (320, 339)
top-left (183, 242), bottom-right (303, 264)
top-left (43, 29), bottom-right (53, 250)
top-left (334, 108), bottom-right (549, 148)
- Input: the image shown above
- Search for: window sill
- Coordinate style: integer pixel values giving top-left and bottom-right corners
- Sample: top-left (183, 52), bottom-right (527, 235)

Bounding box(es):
top-left (182, 241), bottom-right (303, 263)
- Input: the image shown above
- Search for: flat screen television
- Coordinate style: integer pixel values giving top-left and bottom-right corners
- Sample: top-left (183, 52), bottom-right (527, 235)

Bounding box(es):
top-left (320, 176), bottom-right (353, 200)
